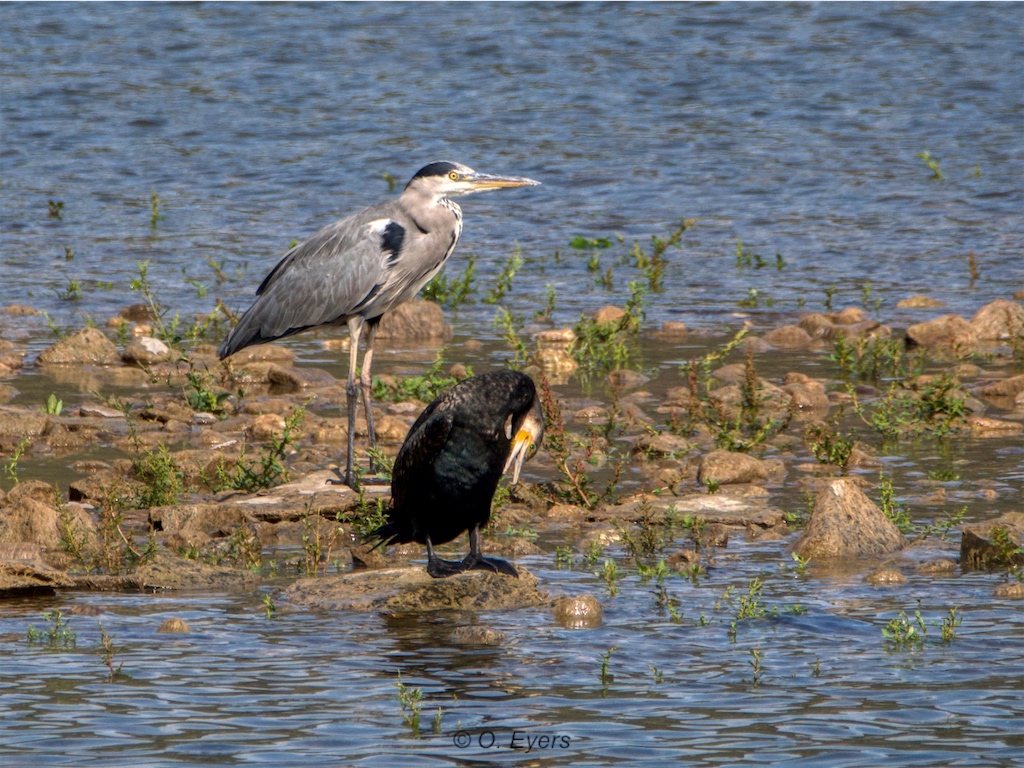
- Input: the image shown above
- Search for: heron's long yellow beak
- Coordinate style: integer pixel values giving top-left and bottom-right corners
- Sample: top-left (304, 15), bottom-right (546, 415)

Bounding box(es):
top-left (466, 172), bottom-right (541, 190)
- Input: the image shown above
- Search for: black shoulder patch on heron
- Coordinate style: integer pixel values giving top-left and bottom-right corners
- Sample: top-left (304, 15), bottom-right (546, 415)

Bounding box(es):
top-left (408, 161), bottom-right (460, 184)
top-left (380, 221), bottom-right (405, 264)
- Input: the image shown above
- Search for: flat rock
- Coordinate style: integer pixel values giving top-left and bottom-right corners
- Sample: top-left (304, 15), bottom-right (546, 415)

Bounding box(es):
top-left (592, 493), bottom-right (786, 530)
top-left (282, 566), bottom-right (548, 612)
top-left (132, 551), bottom-right (260, 590)
top-left (764, 324), bottom-right (813, 349)
top-left (122, 336), bottom-right (172, 366)
top-left (0, 560), bottom-right (74, 596)
top-left (961, 512), bottom-right (1024, 570)
top-left (790, 478), bottom-right (906, 560)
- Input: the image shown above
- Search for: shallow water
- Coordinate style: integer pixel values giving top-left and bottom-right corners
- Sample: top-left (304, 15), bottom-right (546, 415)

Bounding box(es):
top-left (2, 2), bottom-right (1023, 358)
top-left (3, 542), bottom-right (1024, 767)
top-left (2, 3), bottom-right (1024, 766)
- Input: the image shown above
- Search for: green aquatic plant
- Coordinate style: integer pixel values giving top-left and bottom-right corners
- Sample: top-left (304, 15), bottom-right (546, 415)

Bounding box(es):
top-left (150, 188), bottom-right (163, 227)
top-left (372, 348), bottom-right (468, 403)
top-left (938, 607), bottom-right (961, 643)
top-left (420, 253), bottom-right (477, 308)
top-left (882, 609), bottom-right (927, 651)
top-left (748, 647), bottom-right (765, 688)
top-left (599, 645), bottom-right (618, 685)
top-left (98, 622), bottom-right (129, 682)
top-left (395, 675), bottom-right (424, 737)
top-left (48, 199), bottom-right (65, 219)
top-left (570, 235), bottom-right (613, 250)
top-left (214, 405), bottom-right (306, 492)
top-left (916, 150), bottom-right (944, 180)
top-left (27, 609), bottom-right (76, 648)
top-left (483, 244), bottom-right (523, 304)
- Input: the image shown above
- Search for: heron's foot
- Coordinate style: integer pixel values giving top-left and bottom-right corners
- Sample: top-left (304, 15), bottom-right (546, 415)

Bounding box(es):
top-left (326, 469), bottom-right (360, 491)
top-left (462, 554), bottom-right (519, 579)
top-left (426, 556), bottom-right (470, 579)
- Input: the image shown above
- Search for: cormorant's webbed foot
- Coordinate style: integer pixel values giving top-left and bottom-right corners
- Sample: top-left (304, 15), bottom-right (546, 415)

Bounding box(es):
top-left (462, 553), bottom-right (519, 578)
top-left (426, 556), bottom-right (470, 579)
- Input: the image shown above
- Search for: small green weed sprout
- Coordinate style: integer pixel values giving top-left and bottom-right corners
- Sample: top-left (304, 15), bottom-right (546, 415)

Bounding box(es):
top-left (882, 609), bottom-right (927, 651)
top-left (98, 622), bottom-right (129, 682)
top-left (915, 150), bottom-right (944, 180)
top-left (483, 244), bottom-right (523, 304)
top-left (27, 609), bottom-right (76, 648)
top-left (395, 675), bottom-right (423, 737)
top-left (600, 645), bottom-right (618, 685)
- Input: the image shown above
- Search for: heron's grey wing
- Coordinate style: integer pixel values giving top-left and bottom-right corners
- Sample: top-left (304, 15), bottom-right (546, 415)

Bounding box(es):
top-left (219, 203), bottom-right (404, 357)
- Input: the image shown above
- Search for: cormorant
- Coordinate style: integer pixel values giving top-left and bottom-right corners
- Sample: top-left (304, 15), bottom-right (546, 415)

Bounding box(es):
top-left (368, 369), bottom-right (544, 578)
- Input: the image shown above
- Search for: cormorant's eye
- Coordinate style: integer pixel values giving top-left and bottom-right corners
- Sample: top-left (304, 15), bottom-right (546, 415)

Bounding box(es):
top-left (448, 171), bottom-right (459, 181)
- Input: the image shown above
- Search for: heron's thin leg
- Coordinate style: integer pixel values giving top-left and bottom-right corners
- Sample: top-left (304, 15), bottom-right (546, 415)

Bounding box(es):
top-left (344, 317), bottom-right (364, 489)
top-left (360, 319), bottom-right (380, 464)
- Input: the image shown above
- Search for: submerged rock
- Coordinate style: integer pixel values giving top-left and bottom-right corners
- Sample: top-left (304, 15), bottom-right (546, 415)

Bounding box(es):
top-left (790, 478), bottom-right (906, 561)
top-left (133, 551), bottom-right (259, 590)
top-left (897, 295), bottom-right (946, 309)
top-left (960, 512), bottom-right (1024, 570)
top-left (552, 594), bottom-right (603, 629)
top-left (282, 566), bottom-right (548, 612)
top-left (157, 617), bottom-right (191, 633)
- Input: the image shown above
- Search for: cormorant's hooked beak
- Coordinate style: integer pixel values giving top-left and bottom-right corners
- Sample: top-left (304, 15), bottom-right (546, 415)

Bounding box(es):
top-left (502, 402), bottom-right (544, 484)
top-left (465, 171), bottom-right (541, 191)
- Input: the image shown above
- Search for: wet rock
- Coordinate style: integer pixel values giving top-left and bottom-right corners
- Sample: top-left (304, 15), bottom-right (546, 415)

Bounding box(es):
top-left (764, 324), bottom-right (813, 349)
top-left (897, 295), bottom-right (946, 309)
top-left (698, 450), bottom-right (785, 486)
top-left (552, 594), bottom-right (603, 629)
top-left (267, 364), bottom-right (338, 393)
top-left (790, 479), bottom-right (906, 561)
top-left (150, 503), bottom-right (247, 543)
top-left (832, 307), bottom-right (866, 325)
top-left (451, 625), bottom-right (505, 645)
top-left (978, 374), bottom-right (1024, 400)
top-left (798, 313), bottom-right (836, 340)
top-left (782, 372), bottom-right (830, 411)
top-left (960, 512), bottom-right (1024, 570)
top-left (652, 321), bottom-right (688, 341)
top-left (133, 551), bottom-right (259, 590)
top-left (865, 568), bottom-right (907, 585)
top-left (2, 304), bottom-right (42, 316)
top-left (36, 327), bottom-right (121, 366)
top-left (594, 493), bottom-right (786, 532)
top-left (0, 560), bottom-right (74, 596)
top-left (79, 403), bottom-right (128, 418)
top-left (0, 406), bottom-right (49, 438)
top-left (994, 582), bottom-right (1024, 599)
top-left (915, 558), bottom-right (957, 575)
top-left (247, 413), bottom-right (287, 442)
top-left (223, 345), bottom-right (296, 365)
top-left (122, 336), bottom-right (173, 366)
top-left (282, 566), bottom-right (548, 612)
top-left (593, 305), bottom-right (626, 325)
top-left (632, 432), bottom-right (690, 458)
top-left (607, 369), bottom-right (649, 390)
top-left (665, 548), bottom-right (701, 571)
top-left (0, 482), bottom-right (97, 551)
top-left (376, 299), bottom-right (451, 341)
top-left (905, 314), bottom-right (976, 352)
top-left (966, 416), bottom-right (1023, 437)
top-left (970, 299), bottom-right (1024, 340)
top-left (119, 303), bottom-right (157, 322)
top-left (157, 617), bottom-right (191, 633)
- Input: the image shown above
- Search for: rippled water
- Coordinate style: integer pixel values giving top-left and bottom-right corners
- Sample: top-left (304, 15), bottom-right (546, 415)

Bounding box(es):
top-left (3, 543), bottom-right (1024, 767)
top-left (3, 3), bottom-right (1024, 766)
top-left (2, 2), bottom-right (1022, 358)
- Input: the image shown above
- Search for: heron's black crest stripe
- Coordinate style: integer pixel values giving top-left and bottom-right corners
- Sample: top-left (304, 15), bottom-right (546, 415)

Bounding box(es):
top-left (380, 221), bottom-right (405, 265)
top-left (408, 161), bottom-right (460, 184)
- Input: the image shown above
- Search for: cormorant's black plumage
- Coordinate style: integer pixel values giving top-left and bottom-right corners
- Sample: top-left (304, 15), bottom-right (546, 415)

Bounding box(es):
top-left (368, 369), bottom-right (543, 578)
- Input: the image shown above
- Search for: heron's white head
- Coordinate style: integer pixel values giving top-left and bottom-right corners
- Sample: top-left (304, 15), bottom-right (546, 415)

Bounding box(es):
top-left (406, 161), bottom-right (540, 199)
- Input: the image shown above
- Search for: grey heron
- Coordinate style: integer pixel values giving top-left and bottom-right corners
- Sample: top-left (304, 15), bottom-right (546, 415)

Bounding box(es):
top-left (218, 161), bottom-right (539, 488)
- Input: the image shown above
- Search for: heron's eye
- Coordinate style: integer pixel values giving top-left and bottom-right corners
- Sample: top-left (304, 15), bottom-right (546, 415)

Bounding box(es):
top-left (448, 171), bottom-right (459, 181)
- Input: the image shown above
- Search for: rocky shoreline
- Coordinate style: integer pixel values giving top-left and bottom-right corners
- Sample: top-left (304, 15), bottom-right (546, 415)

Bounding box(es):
top-left (2, 295), bottom-right (1023, 612)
